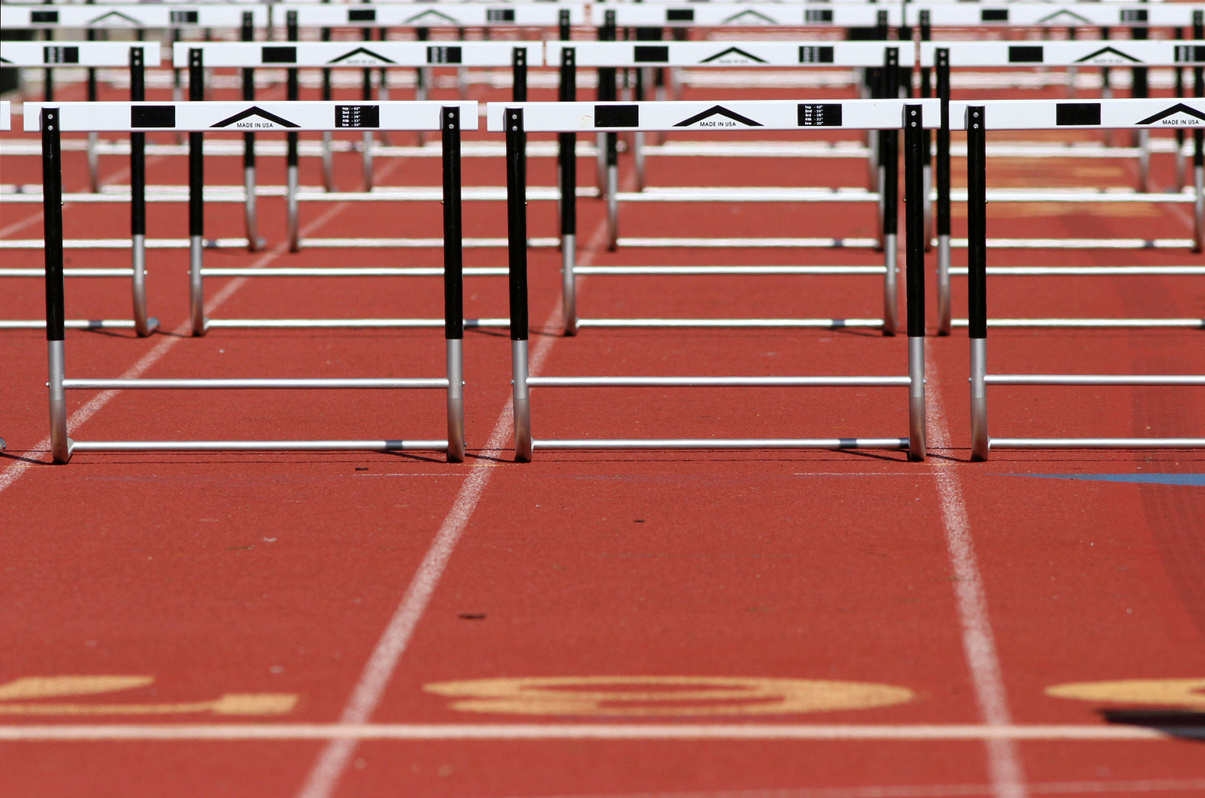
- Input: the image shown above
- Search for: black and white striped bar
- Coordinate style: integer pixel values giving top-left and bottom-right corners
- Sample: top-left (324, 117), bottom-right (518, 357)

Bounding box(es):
top-left (0, 5), bottom-right (267, 30)
top-left (171, 41), bottom-right (544, 70)
top-left (0, 41), bottom-right (162, 68)
top-left (905, 2), bottom-right (1202, 28)
top-left (961, 101), bottom-right (1205, 460)
top-left (546, 41), bottom-right (914, 69)
top-left (278, 3), bottom-right (586, 29)
top-left (920, 40), bottom-right (1205, 69)
top-left (500, 103), bottom-right (929, 462)
top-left (599, 3), bottom-right (902, 29)
top-left (36, 103), bottom-right (468, 464)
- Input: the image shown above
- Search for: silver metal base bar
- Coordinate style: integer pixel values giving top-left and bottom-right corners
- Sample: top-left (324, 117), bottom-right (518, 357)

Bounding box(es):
top-left (190, 234), bottom-right (206, 336)
top-left (63, 378), bottom-right (449, 391)
top-left (1195, 164), bottom-right (1204, 253)
top-left (984, 375), bottom-right (1205, 387)
top-left (48, 339), bottom-right (71, 464)
top-left (941, 189), bottom-right (1197, 203)
top-left (201, 267), bottom-right (508, 278)
top-left (562, 233), bottom-right (577, 336)
top-left (531, 438), bottom-right (909, 451)
top-left (937, 234), bottom-right (952, 336)
top-left (948, 238), bottom-right (1195, 250)
top-left (988, 438), bottom-right (1205, 450)
top-left (527, 376), bottom-right (910, 389)
top-left (576, 318), bottom-right (885, 329)
top-left (446, 338), bottom-right (465, 464)
top-left (244, 166), bottom-right (261, 251)
top-left (883, 233), bottom-right (897, 336)
top-left (512, 339), bottom-right (532, 463)
top-left (614, 188), bottom-right (879, 203)
top-left (617, 237), bottom-right (879, 249)
top-left (606, 164), bottom-right (619, 250)
top-left (204, 318), bottom-right (508, 330)
top-left (575, 265), bottom-right (885, 276)
top-left (297, 237), bottom-right (560, 249)
top-left (908, 336), bottom-right (926, 462)
top-left (970, 338), bottom-right (988, 462)
top-left (322, 131), bottom-right (335, 192)
top-left (131, 233), bottom-right (156, 337)
top-left (363, 131), bottom-right (374, 191)
top-left (3, 269), bottom-right (133, 277)
top-left (70, 440), bottom-right (450, 453)
top-left (950, 266), bottom-right (1205, 276)
top-left (952, 319), bottom-right (1205, 329)
top-left (87, 132), bottom-right (100, 194)
top-left (287, 164), bottom-right (300, 253)
top-left (0, 238), bottom-right (252, 250)
top-left (0, 320), bottom-right (138, 331)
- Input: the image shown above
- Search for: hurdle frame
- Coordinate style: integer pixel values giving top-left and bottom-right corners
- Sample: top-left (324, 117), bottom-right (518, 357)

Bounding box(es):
top-left (495, 100), bottom-right (933, 462)
top-left (32, 101), bottom-right (468, 463)
top-left (1, 41), bottom-right (161, 336)
top-left (961, 100), bottom-right (1205, 460)
top-left (928, 39), bottom-right (1205, 335)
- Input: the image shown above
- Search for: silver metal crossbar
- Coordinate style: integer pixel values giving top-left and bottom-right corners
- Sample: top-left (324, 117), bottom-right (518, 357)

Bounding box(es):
top-left (62, 378), bottom-right (448, 391)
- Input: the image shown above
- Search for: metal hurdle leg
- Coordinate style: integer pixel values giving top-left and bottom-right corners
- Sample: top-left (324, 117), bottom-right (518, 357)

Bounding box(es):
top-left (129, 46), bottom-right (156, 337)
top-left (442, 107), bottom-right (466, 463)
top-left (966, 107), bottom-right (989, 462)
top-left (42, 108), bottom-right (73, 464)
top-left (935, 49), bottom-right (952, 336)
top-left (904, 105), bottom-right (927, 461)
top-left (506, 108), bottom-right (533, 462)
top-left (286, 12), bottom-right (301, 252)
top-left (881, 82), bottom-right (900, 336)
top-left (188, 50), bottom-right (207, 336)
top-left (241, 11), bottom-right (261, 251)
top-left (1195, 129), bottom-right (1204, 253)
top-left (559, 48), bottom-right (580, 335)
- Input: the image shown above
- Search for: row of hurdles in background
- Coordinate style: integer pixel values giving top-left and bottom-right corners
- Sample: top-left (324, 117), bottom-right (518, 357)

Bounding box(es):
top-left (1, 33), bottom-right (1203, 338)
top-left (3, 94), bottom-right (1203, 464)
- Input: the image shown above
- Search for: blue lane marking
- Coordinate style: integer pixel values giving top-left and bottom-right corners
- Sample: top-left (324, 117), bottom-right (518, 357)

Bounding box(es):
top-left (1018, 474), bottom-right (1205, 487)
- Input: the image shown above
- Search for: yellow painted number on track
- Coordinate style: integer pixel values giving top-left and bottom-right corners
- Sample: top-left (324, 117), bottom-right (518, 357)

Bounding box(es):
top-left (0, 676), bottom-right (297, 716)
top-left (1047, 678), bottom-right (1205, 710)
top-left (425, 676), bottom-right (914, 717)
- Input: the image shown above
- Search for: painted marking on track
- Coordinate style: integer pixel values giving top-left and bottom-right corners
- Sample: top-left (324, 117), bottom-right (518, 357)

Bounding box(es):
top-left (1016, 473), bottom-right (1205, 488)
top-left (1047, 678), bottom-right (1205, 709)
top-left (0, 723), bottom-right (1197, 742)
top-left (0, 676), bottom-right (297, 716)
top-left (423, 676), bottom-right (915, 717)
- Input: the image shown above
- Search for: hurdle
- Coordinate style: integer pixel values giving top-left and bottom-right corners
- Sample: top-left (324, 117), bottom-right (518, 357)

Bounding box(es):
top-left (548, 40), bottom-right (910, 254)
top-left (0, 41), bottom-right (162, 336)
top-left (0, 100), bottom-right (6, 451)
top-left (494, 100), bottom-right (933, 461)
top-left (960, 100), bottom-right (1205, 460)
top-left (30, 102), bottom-right (467, 464)
top-left (928, 40), bottom-right (1205, 335)
top-left (178, 38), bottom-right (539, 252)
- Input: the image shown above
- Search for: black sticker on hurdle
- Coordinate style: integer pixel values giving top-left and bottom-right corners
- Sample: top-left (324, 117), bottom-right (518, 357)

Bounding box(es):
top-left (675, 105), bottom-right (763, 128)
top-left (595, 105), bottom-right (640, 128)
top-left (804, 9), bottom-right (834, 24)
top-left (666, 9), bottom-right (695, 23)
top-left (43, 47), bottom-right (80, 65)
top-left (211, 106), bottom-right (301, 129)
top-left (799, 46), bottom-right (835, 64)
top-left (1008, 46), bottom-right (1044, 64)
top-left (262, 46), bottom-right (298, 64)
top-left (1121, 10), bottom-right (1149, 24)
top-left (131, 105), bottom-right (177, 128)
top-left (428, 46), bottom-right (463, 65)
top-left (1176, 46), bottom-right (1205, 64)
top-left (348, 9), bottom-right (376, 23)
top-left (635, 46), bottom-right (670, 64)
top-left (1136, 104), bottom-right (1205, 126)
top-left (798, 104), bottom-right (842, 127)
top-left (488, 9), bottom-right (517, 23)
top-left (31, 10), bottom-right (58, 24)
top-left (1056, 103), bottom-right (1102, 126)
top-left (335, 105), bottom-right (380, 128)
top-left (171, 10), bottom-right (200, 25)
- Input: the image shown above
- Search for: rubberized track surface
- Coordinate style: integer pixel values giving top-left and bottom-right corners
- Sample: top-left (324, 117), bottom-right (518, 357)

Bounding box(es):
top-left (1, 63), bottom-right (1203, 798)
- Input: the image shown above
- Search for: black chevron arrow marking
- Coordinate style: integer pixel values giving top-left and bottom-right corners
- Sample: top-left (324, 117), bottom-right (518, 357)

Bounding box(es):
top-left (211, 107), bottom-right (300, 129)
top-left (674, 106), bottom-right (763, 127)
top-left (328, 47), bottom-right (396, 65)
top-left (1136, 103), bottom-right (1205, 125)
top-left (1074, 46), bottom-right (1142, 64)
top-left (700, 47), bottom-right (768, 65)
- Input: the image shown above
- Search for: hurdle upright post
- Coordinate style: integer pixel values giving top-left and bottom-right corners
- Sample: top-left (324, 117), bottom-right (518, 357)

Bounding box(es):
top-left (558, 47), bottom-right (579, 335)
top-left (320, 0), bottom-right (335, 192)
top-left (85, 16), bottom-right (99, 193)
top-left (598, 10), bottom-right (618, 220)
top-left (41, 107), bottom-right (71, 464)
top-left (966, 106), bottom-right (988, 462)
top-left (241, 10), bottom-right (262, 251)
top-left (506, 108), bottom-right (533, 462)
top-left (935, 48), bottom-right (952, 335)
top-left (189, 48), bottom-right (207, 336)
top-left (129, 46), bottom-right (155, 338)
top-left (904, 104), bottom-right (926, 461)
top-left (880, 47), bottom-right (901, 336)
top-left (1195, 12), bottom-right (1205, 253)
top-left (286, 11), bottom-right (301, 253)
top-left (442, 106), bottom-right (466, 463)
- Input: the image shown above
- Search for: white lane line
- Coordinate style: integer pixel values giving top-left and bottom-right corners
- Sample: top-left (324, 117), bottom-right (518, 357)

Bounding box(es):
top-left (0, 195), bottom-right (385, 495)
top-left (925, 347), bottom-right (1029, 798)
top-left (0, 723), bottom-right (1190, 742)
top-left (295, 201), bottom-right (617, 798)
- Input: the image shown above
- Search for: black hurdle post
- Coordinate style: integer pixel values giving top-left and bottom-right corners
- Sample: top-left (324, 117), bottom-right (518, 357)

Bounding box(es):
top-left (41, 107), bottom-right (70, 463)
top-left (506, 108), bottom-right (533, 462)
top-left (441, 106), bottom-right (466, 463)
top-left (936, 48), bottom-right (953, 335)
top-left (512, 46), bottom-right (528, 103)
top-left (880, 47), bottom-right (901, 335)
top-left (1173, 27), bottom-right (1186, 190)
top-left (321, 2), bottom-right (336, 192)
top-left (286, 11), bottom-right (302, 251)
top-left (1195, 12), bottom-right (1205, 253)
top-left (559, 47), bottom-right (579, 335)
top-left (904, 104), bottom-right (927, 461)
top-left (241, 10), bottom-right (261, 250)
top-left (130, 45), bottom-right (154, 337)
top-left (966, 106), bottom-right (989, 462)
top-left (85, 12), bottom-right (100, 192)
top-left (598, 10), bottom-right (618, 210)
top-left (188, 48), bottom-right (207, 336)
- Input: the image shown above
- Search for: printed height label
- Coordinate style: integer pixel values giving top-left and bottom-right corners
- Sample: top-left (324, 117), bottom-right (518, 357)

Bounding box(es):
top-left (427, 46), bottom-right (462, 65)
top-left (799, 46), bottom-right (835, 64)
top-left (798, 104), bottom-right (842, 127)
top-left (336, 105), bottom-right (380, 129)
top-left (43, 46), bottom-right (79, 65)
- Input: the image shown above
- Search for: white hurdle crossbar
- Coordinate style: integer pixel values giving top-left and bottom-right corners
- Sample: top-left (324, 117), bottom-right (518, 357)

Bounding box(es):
top-left (1, 42), bottom-right (162, 336)
top-left (493, 101), bottom-right (932, 461)
top-left (177, 39), bottom-right (539, 252)
top-left (32, 102), bottom-right (469, 463)
top-left (961, 100), bottom-right (1205, 460)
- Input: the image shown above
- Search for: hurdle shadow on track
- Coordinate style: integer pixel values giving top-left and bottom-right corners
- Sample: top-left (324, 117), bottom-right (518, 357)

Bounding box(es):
top-left (1101, 709), bottom-right (1205, 742)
